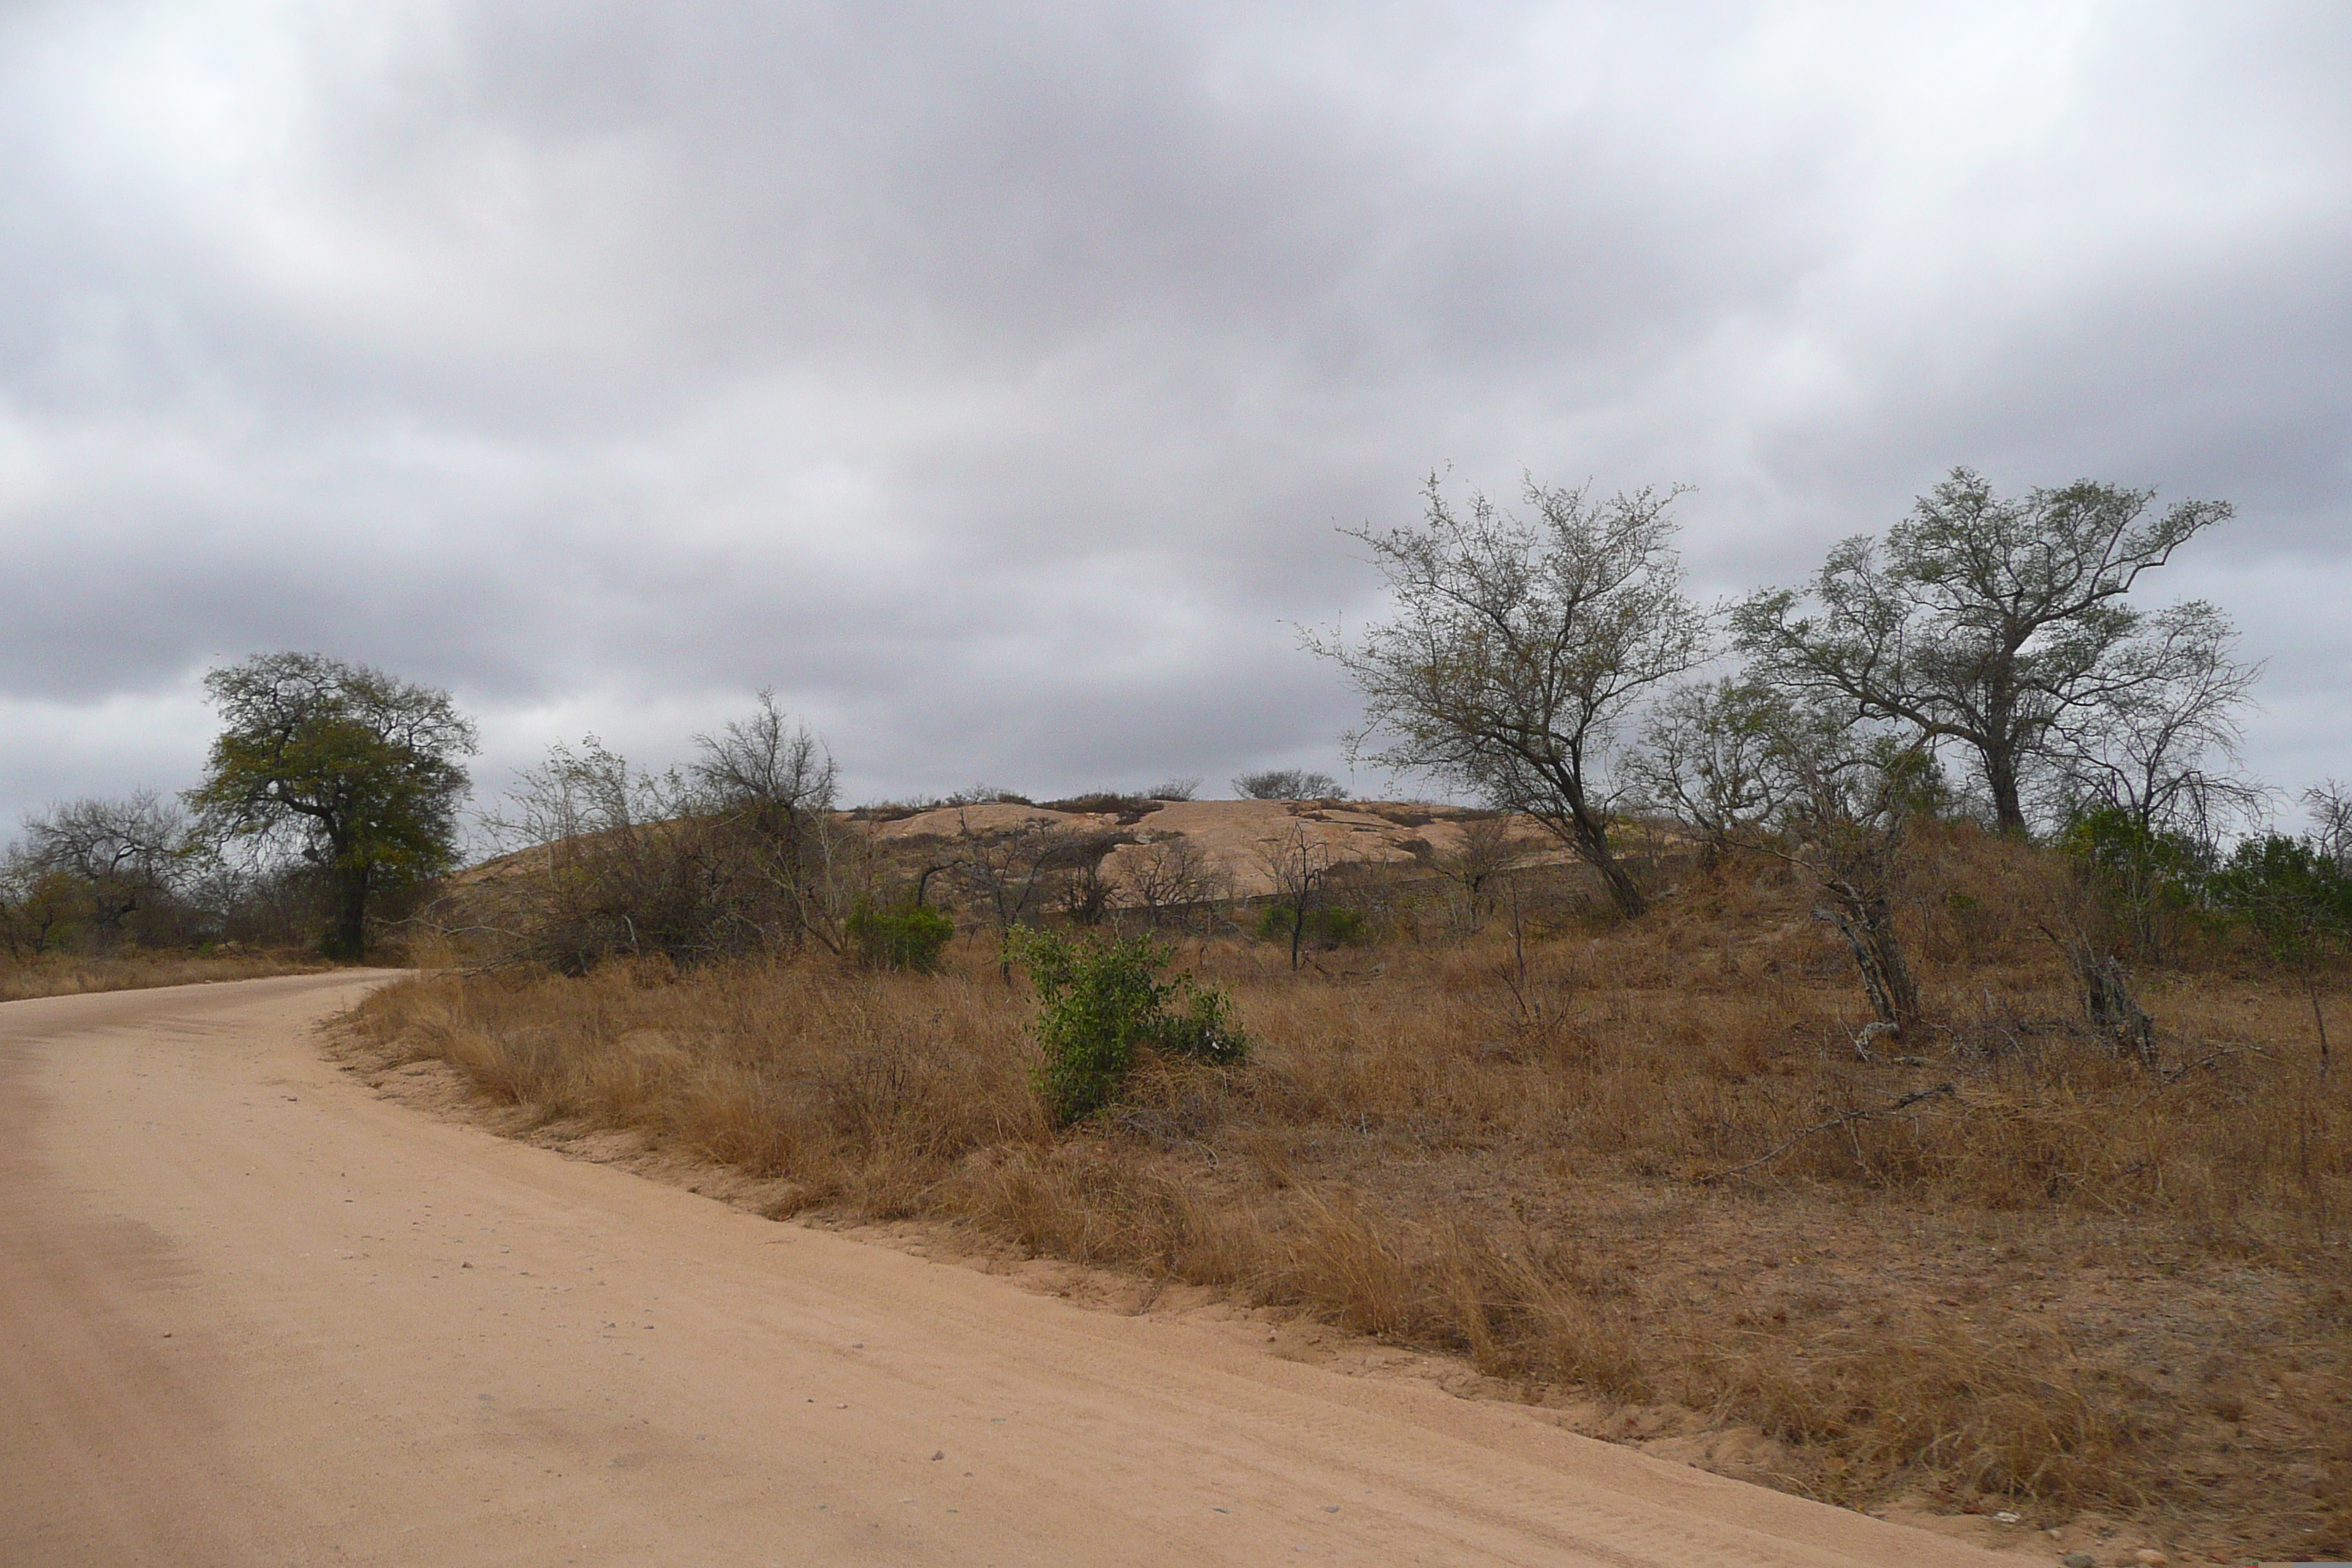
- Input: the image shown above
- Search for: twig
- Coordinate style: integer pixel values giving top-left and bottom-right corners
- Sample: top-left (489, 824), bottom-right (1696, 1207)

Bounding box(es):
top-left (1694, 1083), bottom-right (1956, 1185)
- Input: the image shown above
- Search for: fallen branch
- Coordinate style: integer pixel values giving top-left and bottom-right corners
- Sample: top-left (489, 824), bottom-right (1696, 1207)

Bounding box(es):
top-left (1695, 1083), bottom-right (1956, 1186)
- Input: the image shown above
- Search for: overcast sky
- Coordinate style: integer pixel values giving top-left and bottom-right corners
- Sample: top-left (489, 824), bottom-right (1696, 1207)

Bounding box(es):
top-left (3, 0), bottom-right (2346, 832)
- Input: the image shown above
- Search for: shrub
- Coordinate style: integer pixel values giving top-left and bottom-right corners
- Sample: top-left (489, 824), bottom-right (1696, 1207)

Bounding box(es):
top-left (845, 902), bottom-right (954, 971)
top-left (1234, 768), bottom-right (1346, 800)
top-left (1006, 927), bottom-right (1248, 1125)
top-left (1254, 903), bottom-right (1370, 949)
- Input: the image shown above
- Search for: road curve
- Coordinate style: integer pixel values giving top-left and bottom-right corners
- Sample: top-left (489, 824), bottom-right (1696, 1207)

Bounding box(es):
top-left (2, 974), bottom-right (2017, 1567)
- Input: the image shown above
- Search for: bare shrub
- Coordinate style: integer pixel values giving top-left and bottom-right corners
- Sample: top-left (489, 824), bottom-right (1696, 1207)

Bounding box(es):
top-left (1120, 836), bottom-right (1224, 930)
top-left (465, 696), bottom-right (859, 971)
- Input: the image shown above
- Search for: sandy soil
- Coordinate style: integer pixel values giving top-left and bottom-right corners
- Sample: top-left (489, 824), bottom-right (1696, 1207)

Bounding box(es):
top-left (2, 974), bottom-right (2025, 1567)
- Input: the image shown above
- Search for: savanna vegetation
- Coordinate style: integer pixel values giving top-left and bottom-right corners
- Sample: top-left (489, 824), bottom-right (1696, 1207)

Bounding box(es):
top-left (2, 652), bottom-right (476, 992)
top-left (18, 467), bottom-right (2350, 1558)
top-left (337, 468), bottom-right (2350, 1559)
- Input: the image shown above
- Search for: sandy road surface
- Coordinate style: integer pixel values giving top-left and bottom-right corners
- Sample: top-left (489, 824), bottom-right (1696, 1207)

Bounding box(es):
top-left (2, 975), bottom-right (2021, 1567)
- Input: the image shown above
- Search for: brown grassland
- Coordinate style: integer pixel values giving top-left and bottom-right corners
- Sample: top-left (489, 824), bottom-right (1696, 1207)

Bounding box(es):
top-left (344, 824), bottom-right (2349, 1561)
top-left (0, 949), bottom-right (333, 1003)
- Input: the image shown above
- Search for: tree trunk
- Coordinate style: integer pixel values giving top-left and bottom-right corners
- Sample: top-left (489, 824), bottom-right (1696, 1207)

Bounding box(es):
top-left (326, 864), bottom-right (372, 960)
top-left (2070, 942), bottom-right (2156, 1063)
top-left (2309, 973), bottom-right (2333, 1077)
top-left (1562, 790), bottom-right (1647, 919)
top-left (1289, 905), bottom-right (1305, 970)
top-left (1983, 741), bottom-right (2028, 837)
top-left (1822, 896), bottom-right (1921, 1034)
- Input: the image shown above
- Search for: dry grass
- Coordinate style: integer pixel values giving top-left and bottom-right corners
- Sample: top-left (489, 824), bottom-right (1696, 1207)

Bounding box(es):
top-left (345, 831), bottom-right (2351, 1559)
top-left (0, 949), bottom-right (335, 1003)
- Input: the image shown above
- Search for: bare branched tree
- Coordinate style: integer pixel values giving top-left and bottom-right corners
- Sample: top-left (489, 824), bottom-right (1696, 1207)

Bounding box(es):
top-left (1121, 835), bottom-right (1223, 930)
top-left (1253, 819), bottom-right (1335, 970)
top-left (2045, 600), bottom-right (2265, 842)
top-left (2308, 780), bottom-right (2352, 872)
top-left (1632, 679), bottom-right (1790, 872)
top-left (948, 813), bottom-right (1080, 935)
top-left (18, 790), bottom-right (193, 938)
top-left (1429, 814), bottom-right (1531, 934)
top-left (690, 690), bottom-right (850, 950)
top-left (1314, 475), bottom-right (1707, 918)
top-left (469, 696), bottom-right (856, 970)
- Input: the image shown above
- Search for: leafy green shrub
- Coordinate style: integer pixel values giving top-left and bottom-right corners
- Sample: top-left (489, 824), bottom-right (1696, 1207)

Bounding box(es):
top-left (1254, 903), bottom-right (1370, 949)
top-left (845, 902), bottom-right (954, 971)
top-left (1006, 927), bottom-right (1248, 1125)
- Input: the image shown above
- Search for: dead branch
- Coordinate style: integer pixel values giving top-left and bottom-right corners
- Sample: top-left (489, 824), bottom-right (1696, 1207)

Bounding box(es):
top-left (1695, 1082), bottom-right (1956, 1186)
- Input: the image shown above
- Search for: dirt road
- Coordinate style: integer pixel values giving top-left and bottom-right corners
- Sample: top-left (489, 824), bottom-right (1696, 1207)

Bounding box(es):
top-left (2, 975), bottom-right (2021, 1567)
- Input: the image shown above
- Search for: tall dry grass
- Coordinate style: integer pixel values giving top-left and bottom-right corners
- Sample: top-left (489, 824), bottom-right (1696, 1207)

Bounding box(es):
top-left (348, 832), bottom-right (2351, 1555)
top-left (1, 949), bottom-right (333, 1003)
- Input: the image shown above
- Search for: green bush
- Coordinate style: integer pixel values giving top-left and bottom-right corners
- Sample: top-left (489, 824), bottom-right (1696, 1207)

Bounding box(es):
top-left (1006, 927), bottom-right (1248, 1126)
top-left (1254, 903), bottom-right (1369, 949)
top-left (845, 902), bottom-right (955, 971)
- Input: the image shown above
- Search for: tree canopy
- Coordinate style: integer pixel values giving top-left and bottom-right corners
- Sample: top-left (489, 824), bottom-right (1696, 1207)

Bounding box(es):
top-left (1732, 468), bottom-right (2233, 835)
top-left (187, 652), bottom-right (477, 960)
top-left (1316, 475), bottom-right (1705, 917)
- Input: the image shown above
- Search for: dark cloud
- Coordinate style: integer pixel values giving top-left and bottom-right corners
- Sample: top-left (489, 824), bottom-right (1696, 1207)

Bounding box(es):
top-left (1, 0), bottom-right (2345, 824)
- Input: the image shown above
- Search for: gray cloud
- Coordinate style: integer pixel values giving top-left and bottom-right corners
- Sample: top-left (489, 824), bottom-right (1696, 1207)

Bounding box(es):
top-left (2, 0), bottom-right (2345, 825)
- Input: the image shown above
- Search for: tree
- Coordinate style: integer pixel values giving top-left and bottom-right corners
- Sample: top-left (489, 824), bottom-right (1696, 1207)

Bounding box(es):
top-left (1643, 682), bottom-right (1938, 1037)
top-left (1234, 769), bottom-right (1346, 801)
top-left (0, 850), bottom-right (80, 957)
top-left (188, 653), bottom-right (477, 960)
top-left (2044, 601), bottom-right (2264, 842)
top-left (949, 812), bottom-right (1083, 936)
top-left (1253, 819), bottom-right (1335, 969)
top-left (1632, 679), bottom-right (1790, 872)
top-left (1733, 469), bottom-right (2232, 836)
top-left (473, 698), bottom-right (858, 972)
top-left (1765, 712), bottom-right (1943, 1041)
top-left (1120, 835), bottom-right (1224, 930)
top-left (1429, 813), bottom-right (1532, 934)
top-left (1316, 475), bottom-right (1707, 918)
top-left (690, 690), bottom-right (848, 950)
top-left (2302, 779), bottom-right (2351, 872)
top-left (16, 791), bottom-right (192, 940)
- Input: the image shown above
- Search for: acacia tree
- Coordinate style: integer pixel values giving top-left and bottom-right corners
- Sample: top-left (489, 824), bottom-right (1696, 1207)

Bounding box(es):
top-left (1733, 469), bottom-right (2232, 837)
top-left (1316, 475), bottom-right (1707, 918)
top-left (188, 653), bottom-right (477, 960)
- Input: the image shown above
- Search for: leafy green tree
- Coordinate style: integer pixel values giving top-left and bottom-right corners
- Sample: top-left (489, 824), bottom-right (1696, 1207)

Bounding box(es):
top-left (1733, 469), bottom-right (2231, 836)
top-left (188, 652), bottom-right (477, 960)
